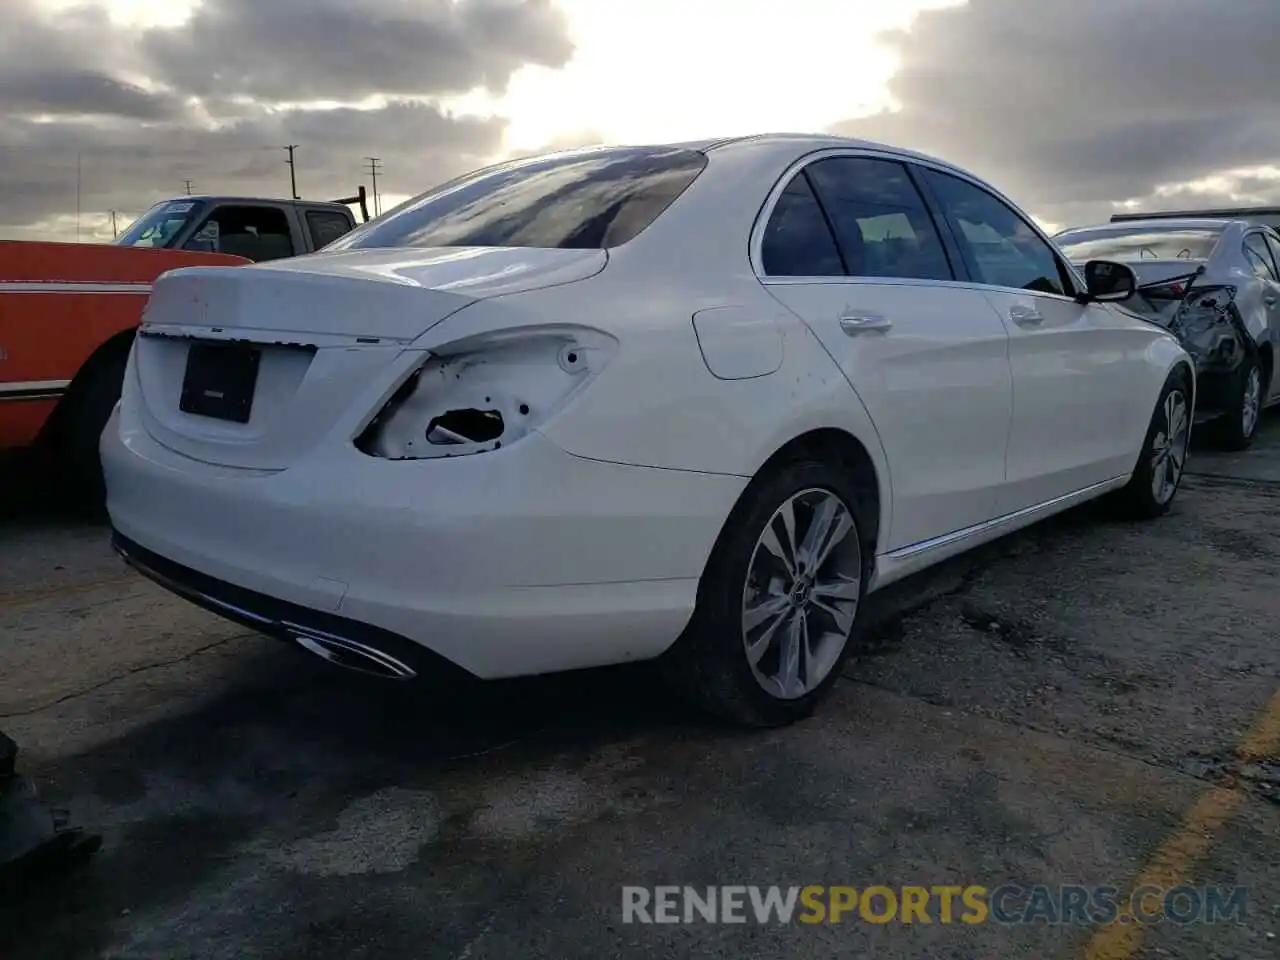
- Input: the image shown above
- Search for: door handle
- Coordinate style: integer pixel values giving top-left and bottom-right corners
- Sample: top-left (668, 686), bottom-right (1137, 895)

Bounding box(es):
top-left (839, 315), bottom-right (893, 335)
top-left (1008, 305), bottom-right (1044, 326)
top-left (1264, 294), bottom-right (1277, 307)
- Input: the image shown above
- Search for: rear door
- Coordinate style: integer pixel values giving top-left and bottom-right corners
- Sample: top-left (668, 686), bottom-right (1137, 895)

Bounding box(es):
top-left (1243, 231), bottom-right (1280, 357)
top-left (757, 153), bottom-right (1013, 551)
top-left (917, 167), bottom-right (1143, 513)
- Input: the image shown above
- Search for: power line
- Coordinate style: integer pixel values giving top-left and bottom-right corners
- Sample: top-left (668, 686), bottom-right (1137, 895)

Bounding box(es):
top-left (364, 157), bottom-right (383, 216)
top-left (284, 145), bottom-right (299, 199)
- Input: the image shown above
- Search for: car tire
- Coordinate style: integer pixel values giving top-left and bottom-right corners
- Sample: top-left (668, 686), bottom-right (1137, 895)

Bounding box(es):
top-left (664, 457), bottom-right (874, 728)
top-left (57, 345), bottom-right (130, 506)
top-left (1115, 368), bottom-right (1192, 520)
top-left (1212, 356), bottom-right (1262, 451)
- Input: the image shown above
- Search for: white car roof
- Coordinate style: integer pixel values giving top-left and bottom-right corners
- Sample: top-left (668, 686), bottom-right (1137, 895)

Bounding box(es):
top-left (548, 132), bottom-right (977, 181)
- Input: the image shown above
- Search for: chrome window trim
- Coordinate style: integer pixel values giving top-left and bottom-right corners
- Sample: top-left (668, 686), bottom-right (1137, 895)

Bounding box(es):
top-left (749, 147), bottom-right (1086, 301)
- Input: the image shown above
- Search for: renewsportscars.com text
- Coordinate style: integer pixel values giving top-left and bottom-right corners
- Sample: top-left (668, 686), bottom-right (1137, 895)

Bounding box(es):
top-left (621, 884), bottom-right (1248, 926)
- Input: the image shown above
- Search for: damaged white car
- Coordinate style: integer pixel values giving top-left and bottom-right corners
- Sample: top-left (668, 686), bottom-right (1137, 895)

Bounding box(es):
top-left (104, 135), bottom-right (1193, 727)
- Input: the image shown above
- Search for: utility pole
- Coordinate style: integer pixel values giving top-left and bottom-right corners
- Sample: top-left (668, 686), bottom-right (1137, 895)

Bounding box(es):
top-left (184, 179), bottom-right (193, 195)
top-left (110, 210), bottom-right (118, 238)
top-left (75, 152), bottom-right (82, 242)
top-left (364, 157), bottom-right (383, 216)
top-left (284, 145), bottom-right (299, 199)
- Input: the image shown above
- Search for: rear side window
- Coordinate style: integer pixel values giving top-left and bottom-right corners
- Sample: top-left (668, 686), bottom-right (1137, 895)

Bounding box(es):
top-left (760, 174), bottom-right (844, 277)
top-left (805, 158), bottom-right (953, 281)
top-left (328, 147), bottom-right (706, 251)
top-left (307, 210), bottom-right (354, 249)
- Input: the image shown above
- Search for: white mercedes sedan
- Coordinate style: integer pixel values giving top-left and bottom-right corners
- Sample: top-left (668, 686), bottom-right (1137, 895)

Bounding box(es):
top-left (103, 134), bottom-right (1194, 727)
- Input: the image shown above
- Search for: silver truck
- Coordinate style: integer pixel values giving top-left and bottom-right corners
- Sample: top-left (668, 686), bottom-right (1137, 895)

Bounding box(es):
top-left (112, 187), bottom-right (371, 261)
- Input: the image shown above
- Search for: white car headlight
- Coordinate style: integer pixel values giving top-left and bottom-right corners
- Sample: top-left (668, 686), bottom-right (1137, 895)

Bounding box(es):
top-left (356, 326), bottom-right (617, 460)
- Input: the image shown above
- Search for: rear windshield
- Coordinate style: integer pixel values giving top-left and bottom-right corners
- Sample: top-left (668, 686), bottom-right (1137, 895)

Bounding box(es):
top-left (327, 146), bottom-right (707, 251)
top-left (1055, 226), bottom-right (1223, 262)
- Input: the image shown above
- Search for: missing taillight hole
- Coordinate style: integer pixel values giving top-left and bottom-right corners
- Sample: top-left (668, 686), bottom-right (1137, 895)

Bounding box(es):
top-left (425, 408), bottom-right (504, 445)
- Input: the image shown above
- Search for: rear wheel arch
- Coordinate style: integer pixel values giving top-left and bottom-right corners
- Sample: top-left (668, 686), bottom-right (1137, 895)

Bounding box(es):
top-left (754, 428), bottom-right (882, 554)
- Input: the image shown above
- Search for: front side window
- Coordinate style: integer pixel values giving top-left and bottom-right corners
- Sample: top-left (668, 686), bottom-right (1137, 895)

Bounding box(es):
top-left (184, 205), bottom-right (295, 262)
top-left (327, 147), bottom-right (706, 251)
top-left (805, 157), bottom-right (953, 281)
top-left (760, 173), bottom-right (844, 277)
top-left (1243, 234), bottom-right (1278, 281)
top-left (922, 170), bottom-right (1070, 296)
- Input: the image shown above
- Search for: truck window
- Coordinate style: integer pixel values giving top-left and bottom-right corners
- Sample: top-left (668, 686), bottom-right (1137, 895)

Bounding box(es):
top-left (306, 210), bottom-right (354, 249)
top-left (116, 200), bottom-right (204, 248)
top-left (185, 205), bottom-right (296, 262)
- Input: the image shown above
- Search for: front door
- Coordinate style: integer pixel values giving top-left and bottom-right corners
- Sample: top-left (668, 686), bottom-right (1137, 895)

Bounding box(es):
top-left (756, 155), bottom-right (1013, 551)
top-left (918, 167), bottom-right (1142, 514)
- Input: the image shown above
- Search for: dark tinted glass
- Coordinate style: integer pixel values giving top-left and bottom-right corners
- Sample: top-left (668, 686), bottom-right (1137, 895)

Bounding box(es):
top-left (805, 158), bottom-right (952, 281)
top-left (328, 147), bottom-right (706, 251)
top-left (1265, 234), bottom-right (1280, 276)
top-left (923, 170), bottom-right (1069, 296)
top-left (307, 210), bottom-right (354, 249)
top-left (1243, 235), bottom-right (1278, 281)
top-left (760, 174), bottom-right (844, 277)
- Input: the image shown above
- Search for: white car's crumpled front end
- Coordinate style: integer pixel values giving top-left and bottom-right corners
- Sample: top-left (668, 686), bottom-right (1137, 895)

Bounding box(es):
top-left (103, 250), bottom-right (748, 681)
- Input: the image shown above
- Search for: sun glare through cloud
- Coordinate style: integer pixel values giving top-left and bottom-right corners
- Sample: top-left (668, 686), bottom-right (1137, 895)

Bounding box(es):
top-left (447, 0), bottom-right (963, 153)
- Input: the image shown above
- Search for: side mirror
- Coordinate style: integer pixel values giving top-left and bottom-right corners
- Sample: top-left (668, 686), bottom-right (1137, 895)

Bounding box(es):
top-left (1082, 260), bottom-right (1136, 302)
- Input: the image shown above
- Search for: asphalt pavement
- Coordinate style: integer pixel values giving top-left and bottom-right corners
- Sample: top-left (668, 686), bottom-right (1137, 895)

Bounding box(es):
top-left (0, 417), bottom-right (1277, 959)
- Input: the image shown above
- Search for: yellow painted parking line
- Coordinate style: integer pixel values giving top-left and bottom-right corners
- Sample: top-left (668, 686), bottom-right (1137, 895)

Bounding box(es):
top-left (1078, 688), bottom-right (1280, 960)
top-left (0, 574), bottom-right (137, 608)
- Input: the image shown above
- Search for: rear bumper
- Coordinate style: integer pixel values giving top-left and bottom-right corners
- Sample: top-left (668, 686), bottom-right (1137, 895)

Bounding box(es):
top-left (102, 409), bottom-right (747, 679)
top-left (112, 532), bottom-right (470, 682)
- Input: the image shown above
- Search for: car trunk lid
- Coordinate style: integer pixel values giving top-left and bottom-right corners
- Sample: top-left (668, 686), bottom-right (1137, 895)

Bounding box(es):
top-left (129, 246), bottom-right (606, 470)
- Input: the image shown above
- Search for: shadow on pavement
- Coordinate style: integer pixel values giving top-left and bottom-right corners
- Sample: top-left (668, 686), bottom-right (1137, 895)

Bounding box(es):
top-left (1, 452), bottom-right (105, 528)
top-left (0, 425), bottom-right (1221, 959)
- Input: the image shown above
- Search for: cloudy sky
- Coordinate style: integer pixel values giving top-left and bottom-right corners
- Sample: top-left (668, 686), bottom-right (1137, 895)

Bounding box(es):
top-left (4, 0), bottom-right (1280, 242)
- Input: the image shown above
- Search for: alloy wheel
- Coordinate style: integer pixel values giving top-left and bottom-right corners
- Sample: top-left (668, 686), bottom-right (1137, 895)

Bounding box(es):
top-left (1150, 388), bottom-right (1190, 505)
top-left (741, 488), bottom-right (861, 700)
top-left (1242, 366), bottom-right (1262, 438)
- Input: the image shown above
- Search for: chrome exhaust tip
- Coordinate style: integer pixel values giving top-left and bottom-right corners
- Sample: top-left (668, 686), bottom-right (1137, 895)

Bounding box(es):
top-left (285, 623), bottom-right (418, 681)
